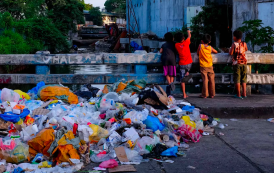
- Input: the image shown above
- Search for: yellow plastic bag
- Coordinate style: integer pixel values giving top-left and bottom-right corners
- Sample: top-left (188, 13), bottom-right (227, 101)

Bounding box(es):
top-left (14, 90), bottom-right (30, 100)
top-left (88, 124), bottom-right (109, 143)
top-left (182, 116), bottom-right (196, 128)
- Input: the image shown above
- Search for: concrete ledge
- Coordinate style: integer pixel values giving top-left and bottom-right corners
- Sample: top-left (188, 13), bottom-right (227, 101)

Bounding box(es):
top-left (184, 94), bottom-right (274, 119)
top-left (1, 73), bottom-right (274, 84)
top-left (1, 52), bottom-right (274, 65)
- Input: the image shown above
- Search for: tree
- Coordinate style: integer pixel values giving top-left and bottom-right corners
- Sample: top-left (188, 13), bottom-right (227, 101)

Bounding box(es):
top-left (89, 7), bottom-right (103, 26)
top-left (190, 3), bottom-right (232, 50)
top-left (0, 30), bottom-right (43, 54)
top-left (47, 0), bottom-right (85, 34)
top-left (238, 20), bottom-right (274, 53)
top-left (104, 0), bottom-right (126, 17)
top-left (78, 0), bottom-right (92, 10)
top-left (14, 17), bottom-right (71, 53)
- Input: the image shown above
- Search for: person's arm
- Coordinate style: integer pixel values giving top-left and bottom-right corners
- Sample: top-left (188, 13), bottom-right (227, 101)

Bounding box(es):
top-left (197, 44), bottom-right (201, 56)
top-left (229, 44), bottom-right (235, 55)
top-left (245, 42), bottom-right (248, 51)
top-left (212, 47), bottom-right (218, 54)
top-left (160, 48), bottom-right (163, 54)
top-left (187, 30), bottom-right (191, 39)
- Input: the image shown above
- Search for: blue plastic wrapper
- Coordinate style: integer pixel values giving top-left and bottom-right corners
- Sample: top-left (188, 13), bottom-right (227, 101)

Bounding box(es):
top-left (182, 105), bottom-right (195, 113)
top-left (143, 116), bottom-right (165, 132)
top-left (0, 109), bottom-right (30, 123)
top-left (28, 81), bottom-right (45, 95)
top-left (161, 146), bottom-right (178, 157)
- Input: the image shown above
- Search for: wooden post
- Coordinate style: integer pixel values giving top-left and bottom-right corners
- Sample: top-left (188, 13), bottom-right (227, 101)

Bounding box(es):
top-left (36, 65), bottom-right (50, 75)
top-left (247, 65), bottom-right (252, 96)
top-left (255, 64), bottom-right (259, 93)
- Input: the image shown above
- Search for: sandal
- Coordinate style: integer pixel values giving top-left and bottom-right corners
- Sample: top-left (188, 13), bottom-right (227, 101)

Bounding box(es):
top-left (181, 74), bottom-right (193, 83)
top-left (234, 95), bottom-right (243, 99)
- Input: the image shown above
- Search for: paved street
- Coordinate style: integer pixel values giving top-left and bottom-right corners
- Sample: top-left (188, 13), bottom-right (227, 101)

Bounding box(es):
top-left (79, 119), bottom-right (274, 173)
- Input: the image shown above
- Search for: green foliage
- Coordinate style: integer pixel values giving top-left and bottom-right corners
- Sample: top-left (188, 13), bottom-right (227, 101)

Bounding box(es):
top-left (89, 7), bottom-right (103, 26)
top-left (190, 3), bottom-right (232, 49)
top-left (47, 0), bottom-right (85, 34)
top-left (104, 0), bottom-right (126, 17)
top-left (238, 20), bottom-right (274, 53)
top-left (0, 12), bottom-right (13, 29)
top-left (14, 17), bottom-right (70, 53)
top-left (0, 0), bottom-right (85, 53)
top-left (0, 29), bottom-right (43, 54)
top-left (78, 0), bottom-right (92, 10)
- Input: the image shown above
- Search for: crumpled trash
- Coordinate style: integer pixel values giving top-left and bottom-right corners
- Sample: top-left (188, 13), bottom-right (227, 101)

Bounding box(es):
top-left (161, 146), bottom-right (178, 157)
top-left (143, 116), bottom-right (165, 132)
top-left (99, 159), bottom-right (118, 168)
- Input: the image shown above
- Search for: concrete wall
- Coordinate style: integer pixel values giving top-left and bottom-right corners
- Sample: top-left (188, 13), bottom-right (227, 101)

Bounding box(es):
top-left (127, 0), bottom-right (206, 38)
top-left (233, 0), bottom-right (274, 40)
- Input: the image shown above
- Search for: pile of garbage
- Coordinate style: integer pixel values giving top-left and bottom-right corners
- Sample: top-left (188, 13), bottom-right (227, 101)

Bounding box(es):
top-left (0, 80), bottom-right (216, 173)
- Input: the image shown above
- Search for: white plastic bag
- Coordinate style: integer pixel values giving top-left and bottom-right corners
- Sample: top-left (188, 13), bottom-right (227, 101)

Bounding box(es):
top-left (1, 88), bottom-right (20, 103)
top-left (20, 124), bottom-right (39, 142)
top-left (78, 125), bottom-right (93, 142)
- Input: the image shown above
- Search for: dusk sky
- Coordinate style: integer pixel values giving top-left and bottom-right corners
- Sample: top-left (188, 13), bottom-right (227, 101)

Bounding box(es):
top-left (85, 0), bottom-right (106, 9)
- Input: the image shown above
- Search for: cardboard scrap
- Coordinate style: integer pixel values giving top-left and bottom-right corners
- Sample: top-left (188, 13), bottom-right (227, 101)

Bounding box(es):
top-left (109, 165), bottom-right (136, 173)
top-left (32, 100), bottom-right (51, 116)
top-left (114, 147), bottom-right (129, 162)
top-left (32, 109), bottom-right (50, 116)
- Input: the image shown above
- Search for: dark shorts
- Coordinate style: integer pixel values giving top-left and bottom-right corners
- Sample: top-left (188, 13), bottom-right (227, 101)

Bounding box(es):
top-left (180, 63), bottom-right (192, 80)
top-left (233, 64), bottom-right (247, 84)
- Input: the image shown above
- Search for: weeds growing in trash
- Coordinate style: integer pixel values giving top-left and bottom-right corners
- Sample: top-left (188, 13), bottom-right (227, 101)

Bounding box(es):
top-left (0, 80), bottom-right (218, 172)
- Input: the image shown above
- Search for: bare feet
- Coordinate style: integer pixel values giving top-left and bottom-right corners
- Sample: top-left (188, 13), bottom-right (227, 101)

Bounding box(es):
top-left (210, 96), bottom-right (214, 98)
top-left (183, 95), bottom-right (188, 99)
top-left (199, 95), bottom-right (207, 98)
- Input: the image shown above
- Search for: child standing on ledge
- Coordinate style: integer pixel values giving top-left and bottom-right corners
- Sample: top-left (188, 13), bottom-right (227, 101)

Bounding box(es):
top-left (229, 30), bottom-right (248, 99)
top-left (197, 34), bottom-right (218, 98)
top-left (175, 30), bottom-right (192, 99)
top-left (160, 32), bottom-right (177, 93)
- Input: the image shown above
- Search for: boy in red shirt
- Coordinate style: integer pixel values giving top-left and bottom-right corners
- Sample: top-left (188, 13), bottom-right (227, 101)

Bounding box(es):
top-left (175, 30), bottom-right (192, 99)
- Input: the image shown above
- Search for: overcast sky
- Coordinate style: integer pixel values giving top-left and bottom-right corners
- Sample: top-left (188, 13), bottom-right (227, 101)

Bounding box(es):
top-left (85, 0), bottom-right (106, 9)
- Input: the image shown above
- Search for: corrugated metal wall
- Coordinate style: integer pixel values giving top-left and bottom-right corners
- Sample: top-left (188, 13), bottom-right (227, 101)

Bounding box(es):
top-left (127, 0), bottom-right (206, 37)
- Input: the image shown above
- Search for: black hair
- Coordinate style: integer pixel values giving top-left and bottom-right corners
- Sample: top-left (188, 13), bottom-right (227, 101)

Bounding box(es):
top-left (174, 32), bottom-right (185, 42)
top-left (233, 30), bottom-right (243, 40)
top-left (164, 32), bottom-right (174, 42)
top-left (202, 34), bottom-right (211, 44)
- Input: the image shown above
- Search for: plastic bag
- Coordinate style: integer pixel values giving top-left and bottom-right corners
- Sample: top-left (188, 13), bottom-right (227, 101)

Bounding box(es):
top-left (161, 146), bottom-right (178, 157)
top-left (189, 109), bottom-right (201, 122)
top-left (90, 152), bottom-right (115, 163)
top-left (177, 124), bottom-right (202, 143)
top-left (78, 125), bottom-right (93, 143)
top-left (124, 148), bottom-right (143, 162)
top-left (124, 109), bottom-right (148, 124)
top-left (0, 109), bottom-right (30, 123)
top-left (1, 88), bottom-right (20, 103)
top-left (181, 116), bottom-right (196, 128)
top-left (143, 116), bottom-right (165, 132)
top-left (102, 92), bottom-right (119, 101)
top-left (167, 96), bottom-right (176, 106)
top-left (14, 90), bottom-right (30, 100)
top-left (0, 141), bottom-right (30, 163)
top-left (20, 124), bottom-right (39, 142)
top-left (99, 159), bottom-right (118, 168)
top-left (88, 124), bottom-right (109, 143)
